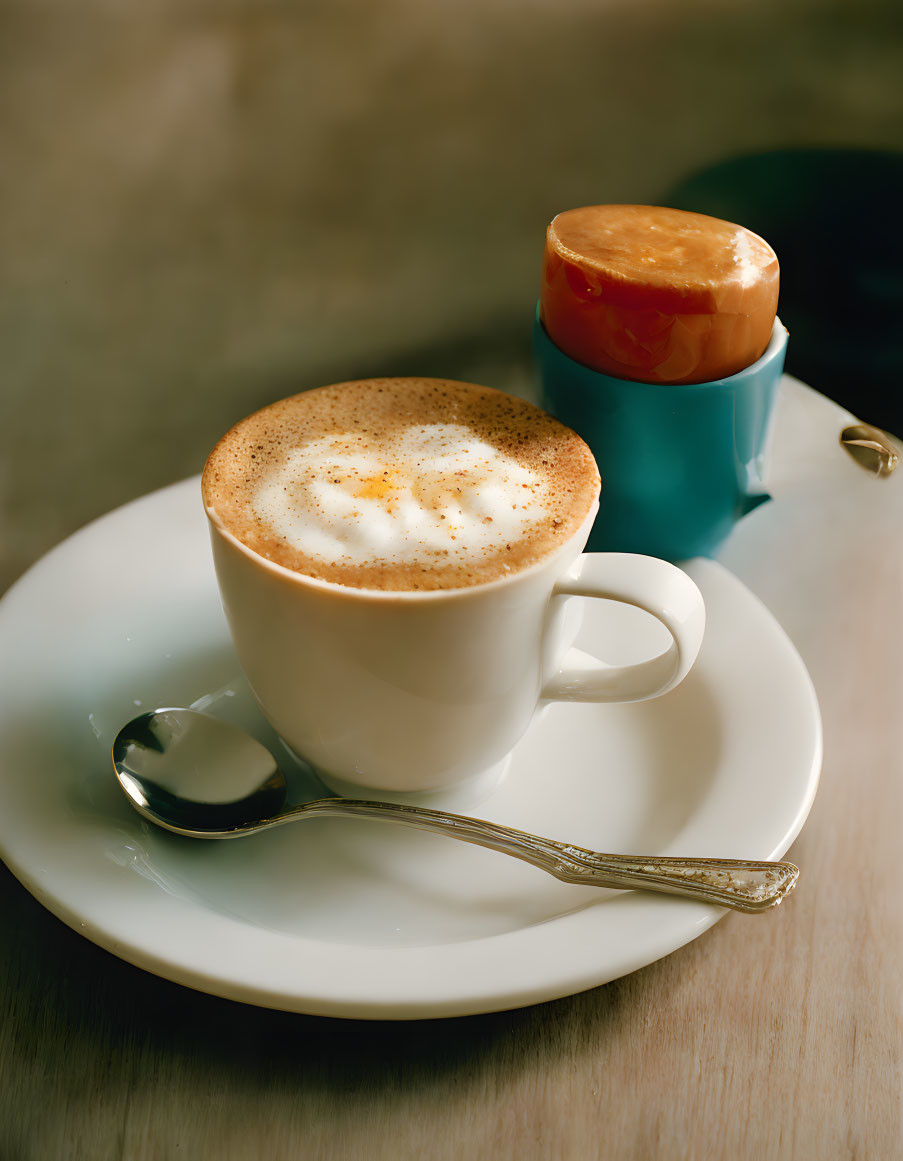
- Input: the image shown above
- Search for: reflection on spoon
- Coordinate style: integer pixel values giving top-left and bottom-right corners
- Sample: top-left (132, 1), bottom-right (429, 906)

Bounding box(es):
top-left (112, 708), bottom-right (799, 914)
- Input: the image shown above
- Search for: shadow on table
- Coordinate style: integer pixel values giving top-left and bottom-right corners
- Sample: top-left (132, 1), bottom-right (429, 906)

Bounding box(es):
top-left (0, 682), bottom-right (661, 1151)
top-left (3, 851), bottom-right (667, 1161)
top-left (1, 852), bottom-right (640, 1092)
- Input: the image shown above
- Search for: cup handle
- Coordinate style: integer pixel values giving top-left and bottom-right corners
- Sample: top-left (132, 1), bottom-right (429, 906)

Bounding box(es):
top-left (540, 553), bottom-right (706, 703)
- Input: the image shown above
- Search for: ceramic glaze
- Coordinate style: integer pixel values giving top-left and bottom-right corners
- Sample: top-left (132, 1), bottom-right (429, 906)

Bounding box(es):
top-left (534, 314), bottom-right (788, 560)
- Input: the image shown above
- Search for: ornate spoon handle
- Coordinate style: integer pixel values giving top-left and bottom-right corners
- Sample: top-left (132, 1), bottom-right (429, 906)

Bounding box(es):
top-left (292, 799), bottom-right (799, 913)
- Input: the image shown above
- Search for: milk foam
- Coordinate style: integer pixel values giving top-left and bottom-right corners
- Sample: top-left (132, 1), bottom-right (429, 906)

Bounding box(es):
top-left (202, 377), bottom-right (601, 591)
top-left (252, 423), bottom-right (551, 566)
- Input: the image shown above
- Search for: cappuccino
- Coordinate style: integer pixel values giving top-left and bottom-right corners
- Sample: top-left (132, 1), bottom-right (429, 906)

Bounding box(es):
top-left (202, 378), bottom-right (600, 591)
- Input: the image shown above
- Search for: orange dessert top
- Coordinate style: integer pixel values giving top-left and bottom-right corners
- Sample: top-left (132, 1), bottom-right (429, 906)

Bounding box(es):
top-left (540, 204), bottom-right (779, 384)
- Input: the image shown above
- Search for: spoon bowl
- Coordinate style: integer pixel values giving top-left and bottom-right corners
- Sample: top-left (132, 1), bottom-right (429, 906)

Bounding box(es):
top-left (114, 708), bottom-right (290, 834)
top-left (112, 708), bottom-right (799, 913)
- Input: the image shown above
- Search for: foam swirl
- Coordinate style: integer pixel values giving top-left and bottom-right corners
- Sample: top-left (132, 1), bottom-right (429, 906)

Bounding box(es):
top-left (253, 424), bottom-right (550, 566)
top-left (202, 378), bottom-right (600, 591)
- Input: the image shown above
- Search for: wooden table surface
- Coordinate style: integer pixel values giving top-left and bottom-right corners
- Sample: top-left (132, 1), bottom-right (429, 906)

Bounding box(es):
top-left (1, 379), bottom-right (901, 1160)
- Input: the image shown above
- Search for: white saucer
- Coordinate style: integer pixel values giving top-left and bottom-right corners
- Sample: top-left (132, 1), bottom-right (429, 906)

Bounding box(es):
top-left (0, 478), bottom-right (821, 1019)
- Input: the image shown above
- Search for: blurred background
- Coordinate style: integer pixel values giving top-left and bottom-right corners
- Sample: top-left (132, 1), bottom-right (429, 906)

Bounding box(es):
top-left (1, 0), bottom-right (901, 592)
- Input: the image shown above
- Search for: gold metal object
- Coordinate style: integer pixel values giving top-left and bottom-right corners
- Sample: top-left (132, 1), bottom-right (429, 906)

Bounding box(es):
top-left (840, 424), bottom-right (900, 477)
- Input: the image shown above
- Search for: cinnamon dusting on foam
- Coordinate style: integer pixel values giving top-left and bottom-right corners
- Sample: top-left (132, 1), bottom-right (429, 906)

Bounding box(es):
top-left (202, 378), bottom-right (600, 592)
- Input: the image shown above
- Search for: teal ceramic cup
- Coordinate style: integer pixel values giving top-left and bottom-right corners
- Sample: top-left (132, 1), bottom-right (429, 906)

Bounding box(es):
top-left (533, 308), bottom-right (788, 560)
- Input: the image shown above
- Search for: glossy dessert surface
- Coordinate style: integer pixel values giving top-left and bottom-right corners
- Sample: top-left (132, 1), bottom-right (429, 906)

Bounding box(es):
top-left (541, 204), bottom-right (779, 384)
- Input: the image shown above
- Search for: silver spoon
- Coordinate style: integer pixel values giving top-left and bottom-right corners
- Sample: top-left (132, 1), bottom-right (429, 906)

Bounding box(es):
top-left (112, 708), bottom-right (799, 913)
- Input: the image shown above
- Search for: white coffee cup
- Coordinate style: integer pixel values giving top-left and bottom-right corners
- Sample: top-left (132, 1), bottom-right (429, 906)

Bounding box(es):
top-left (205, 496), bottom-right (705, 797)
